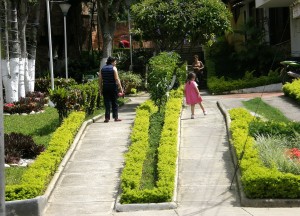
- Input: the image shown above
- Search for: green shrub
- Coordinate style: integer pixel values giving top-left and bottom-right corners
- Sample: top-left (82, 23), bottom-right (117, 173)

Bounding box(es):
top-left (119, 71), bottom-right (143, 94)
top-left (208, 69), bottom-right (281, 94)
top-left (249, 121), bottom-right (300, 139)
top-left (49, 81), bottom-right (99, 119)
top-left (120, 88), bottom-right (182, 203)
top-left (4, 133), bottom-right (45, 164)
top-left (205, 19), bottom-right (282, 80)
top-left (229, 108), bottom-right (300, 199)
top-left (282, 79), bottom-right (300, 104)
top-left (5, 111), bottom-right (85, 201)
top-left (35, 78), bottom-right (77, 94)
top-left (255, 134), bottom-right (300, 175)
top-left (148, 52), bottom-right (183, 109)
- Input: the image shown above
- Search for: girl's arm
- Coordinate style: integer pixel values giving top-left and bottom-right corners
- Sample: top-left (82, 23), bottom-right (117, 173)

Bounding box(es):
top-left (193, 82), bottom-right (201, 96)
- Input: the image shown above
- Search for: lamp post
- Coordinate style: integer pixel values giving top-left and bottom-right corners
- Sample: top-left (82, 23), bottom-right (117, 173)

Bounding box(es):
top-left (125, 0), bottom-right (133, 71)
top-left (59, 2), bottom-right (71, 79)
top-left (46, 0), bottom-right (55, 90)
top-left (0, 17), bottom-right (6, 216)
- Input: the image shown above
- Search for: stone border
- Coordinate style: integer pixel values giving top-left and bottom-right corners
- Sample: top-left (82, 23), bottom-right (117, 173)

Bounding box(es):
top-left (226, 83), bottom-right (282, 94)
top-left (114, 110), bottom-right (183, 212)
top-left (217, 101), bottom-right (300, 207)
top-left (5, 114), bottom-right (103, 216)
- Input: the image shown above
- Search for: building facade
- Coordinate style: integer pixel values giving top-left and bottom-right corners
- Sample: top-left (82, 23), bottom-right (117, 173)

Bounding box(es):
top-left (256, 0), bottom-right (299, 57)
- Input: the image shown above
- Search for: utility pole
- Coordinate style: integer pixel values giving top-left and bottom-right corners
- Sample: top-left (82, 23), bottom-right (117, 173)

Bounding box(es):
top-left (0, 13), bottom-right (6, 216)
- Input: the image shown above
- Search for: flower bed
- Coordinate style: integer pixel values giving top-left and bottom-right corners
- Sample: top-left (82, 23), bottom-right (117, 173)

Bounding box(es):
top-left (4, 92), bottom-right (48, 114)
top-left (229, 108), bottom-right (300, 199)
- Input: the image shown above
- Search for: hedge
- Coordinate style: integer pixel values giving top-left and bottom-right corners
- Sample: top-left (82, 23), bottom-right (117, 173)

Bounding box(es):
top-left (120, 88), bottom-right (182, 203)
top-left (5, 111), bottom-right (85, 201)
top-left (282, 79), bottom-right (300, 103)
top-left (229, 108), bottom-right (300, 198)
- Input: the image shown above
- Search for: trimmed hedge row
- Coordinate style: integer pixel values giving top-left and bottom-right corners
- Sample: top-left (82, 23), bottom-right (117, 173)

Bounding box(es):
top-left (229, 108), bottom-right (300, 198)
top-left (282, 79), bottom-right (300, 103)
top-left (208, 70), bottom-right (281, 94)
top-left (5, 111), bottom-right (86, 201)
top-left (120, 89), bottom-right (182, 203)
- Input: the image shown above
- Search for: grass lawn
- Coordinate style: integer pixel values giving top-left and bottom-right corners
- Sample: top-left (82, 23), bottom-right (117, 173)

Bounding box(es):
top-left (4, 106), bottom-right (60, 147)
top-left (140, 112), bottom-right (164, 189)
top-left (242, 97), bottom-right (290, 123)
top-left (3, 101), bottom-right (119, 186)
top-left (4, 107), bottom-right (60, 185)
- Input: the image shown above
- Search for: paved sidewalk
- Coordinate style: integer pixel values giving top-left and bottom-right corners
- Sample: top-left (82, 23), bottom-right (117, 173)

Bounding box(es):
top-left (43, 91), bottom-right (300, 216)
top-left (43, 95), bottom-right (149, 216)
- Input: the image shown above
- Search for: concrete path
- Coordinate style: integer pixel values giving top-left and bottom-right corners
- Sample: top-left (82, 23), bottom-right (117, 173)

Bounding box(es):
top-left (178, 99), bottom-right (239, 208)
top-left (43, 95), bottom-right (149, 216)
top-left (43, 91), bottom-right (300, 216)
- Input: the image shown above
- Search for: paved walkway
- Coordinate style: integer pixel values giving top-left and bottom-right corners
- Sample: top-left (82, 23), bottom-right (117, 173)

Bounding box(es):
top-left (43, 95), bottom-right (149, 216)
top-left (43, 91), bottom-right (300, 216)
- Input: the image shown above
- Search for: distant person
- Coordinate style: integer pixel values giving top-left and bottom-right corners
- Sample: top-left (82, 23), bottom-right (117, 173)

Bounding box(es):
top-left (99, 56), bottom-right (124, 123)
top-left (192, 55), bottom-right (204, 86)
top-left (184, 72), bottom-right (207, 119)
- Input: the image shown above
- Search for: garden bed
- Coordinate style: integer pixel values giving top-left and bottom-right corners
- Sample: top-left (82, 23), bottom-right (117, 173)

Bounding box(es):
top-left (218, 102), bottom-right (300, 207)
top-left (116, 88), bottom-right (183, 211)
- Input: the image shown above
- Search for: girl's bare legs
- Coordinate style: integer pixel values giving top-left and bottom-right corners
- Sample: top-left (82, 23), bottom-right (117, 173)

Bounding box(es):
top-left (191, 104), bottom-right (195, 119)
top-left (198, 102), bottom-right (207, 115)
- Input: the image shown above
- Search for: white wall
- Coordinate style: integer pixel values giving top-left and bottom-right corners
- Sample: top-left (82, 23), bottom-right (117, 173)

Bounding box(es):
top-left (290, 12), bottom-right (300, 57)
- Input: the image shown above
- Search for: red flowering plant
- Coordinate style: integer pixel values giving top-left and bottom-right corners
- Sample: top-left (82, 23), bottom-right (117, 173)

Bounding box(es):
top-left (285, 148), bottom-right (300, 162)
top-left (3, 91), bottom-right (48, 114)
top-left (4, 103), bottom-right (15, 113)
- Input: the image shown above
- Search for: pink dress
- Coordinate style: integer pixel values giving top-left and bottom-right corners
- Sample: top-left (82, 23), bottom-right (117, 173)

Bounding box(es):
top-left (185, 80), bottom-right (202, 105)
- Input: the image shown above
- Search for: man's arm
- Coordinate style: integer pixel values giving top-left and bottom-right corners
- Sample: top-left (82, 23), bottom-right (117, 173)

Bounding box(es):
top-left (199, 61), bottom-right (204, 70)
top-left (113, 67), bottom-right (124, 93)
top-left (98, 72), bottom-right (103, 96)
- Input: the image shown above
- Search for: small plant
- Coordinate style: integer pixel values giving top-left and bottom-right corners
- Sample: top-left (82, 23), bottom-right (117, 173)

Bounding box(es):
top-left (3, 91), bottom-right (48, 114)
top-left (4, 133), bottom-right (45, 164)
top-left (255, 134), bottom-right (300, 175)
top-left (119, 71), bottom-right (143, 94)
top-left (130, 88), bottom-right (137, 94)
top-left (285, 148), bottom-right (300, 162)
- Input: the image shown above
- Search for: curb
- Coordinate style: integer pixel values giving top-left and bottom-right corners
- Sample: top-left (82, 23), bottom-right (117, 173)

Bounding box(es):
top-left (217, 101), bottom-right (300, 207)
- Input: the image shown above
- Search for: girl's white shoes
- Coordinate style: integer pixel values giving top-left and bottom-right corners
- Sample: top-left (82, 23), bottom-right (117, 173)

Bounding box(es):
top-left (191, 112), bottom-right (207, 119)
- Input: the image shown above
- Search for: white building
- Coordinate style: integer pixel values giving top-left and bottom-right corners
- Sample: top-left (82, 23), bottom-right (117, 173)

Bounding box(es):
top-left (256, 0), bottom-right (299, 57)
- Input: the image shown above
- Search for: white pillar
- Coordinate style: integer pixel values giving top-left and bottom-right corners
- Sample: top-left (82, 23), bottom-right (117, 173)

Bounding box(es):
top-left (46, 0), bottom-right (55, 90)
top-left (290, 11), bottom-right (300, 57)
top-left (0, 19), bottom-right (6, 216)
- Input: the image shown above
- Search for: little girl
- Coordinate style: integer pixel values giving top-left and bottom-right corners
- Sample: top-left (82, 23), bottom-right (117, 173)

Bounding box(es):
top-left (184, 72), bottom-right (207, 119)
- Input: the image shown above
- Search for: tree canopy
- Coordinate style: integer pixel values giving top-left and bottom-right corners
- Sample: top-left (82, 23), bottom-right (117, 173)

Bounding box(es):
top-left (131, 0), bottom-right (232, 51)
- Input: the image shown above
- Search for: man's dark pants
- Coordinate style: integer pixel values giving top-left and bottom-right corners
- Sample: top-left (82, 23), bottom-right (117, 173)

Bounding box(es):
top-left (103, 85), bottom-right (118, 120)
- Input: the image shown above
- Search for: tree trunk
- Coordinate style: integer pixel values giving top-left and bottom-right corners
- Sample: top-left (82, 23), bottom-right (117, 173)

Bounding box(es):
top-left (8, 0), bottom-right (20, 102)
top-left (99, 21), bottom-right (116, 68)
top-left (2, 0), bottom-right (20, 103)
top-left (26, 2), bottom-right (40, 93)
top-left (97, 0), bottom-right (122, 68)
top-left (0, 0), bottom-right (10, 102)
top-left (18, 0), bottom-right (28, 98)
